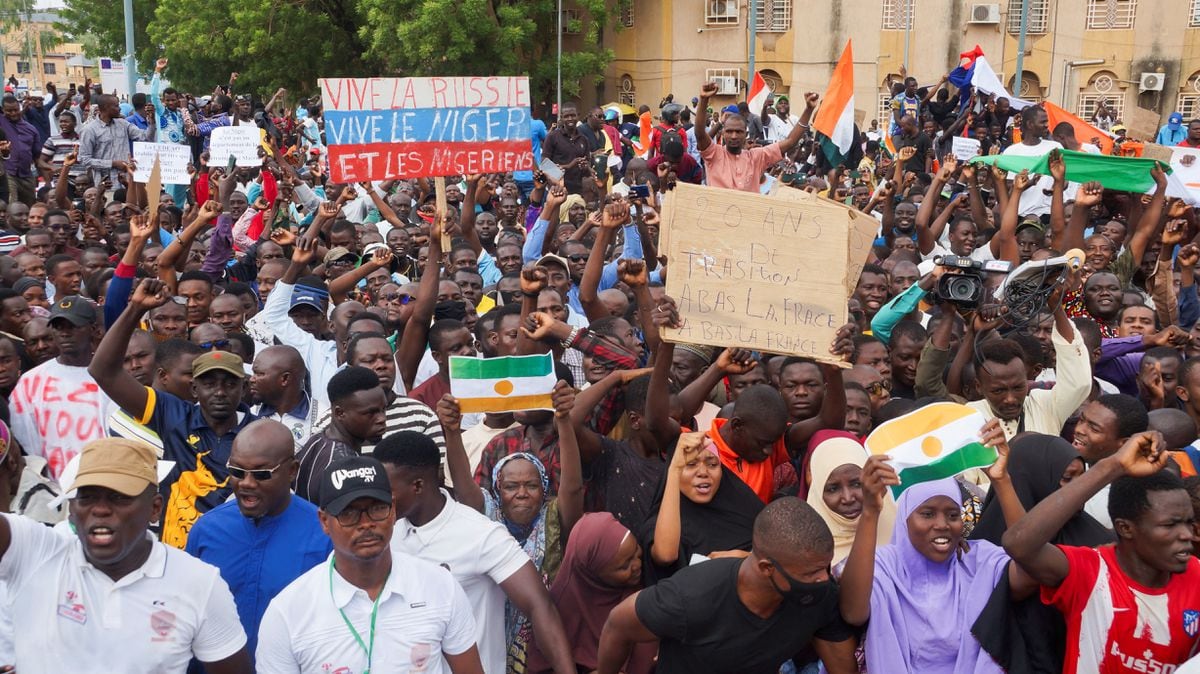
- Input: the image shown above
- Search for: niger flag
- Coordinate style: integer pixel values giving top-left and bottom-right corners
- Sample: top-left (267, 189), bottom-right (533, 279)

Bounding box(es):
top-left (813, 40), bottom-right (856, 167)
top-left (1043, 101), bottom-right (1115, 155)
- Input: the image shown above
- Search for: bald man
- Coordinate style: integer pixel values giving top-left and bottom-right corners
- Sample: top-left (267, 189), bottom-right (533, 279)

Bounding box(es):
top-left (187, 419), bottom-right (332, 661)
top-left (250, 345), bottom-right (319, 448)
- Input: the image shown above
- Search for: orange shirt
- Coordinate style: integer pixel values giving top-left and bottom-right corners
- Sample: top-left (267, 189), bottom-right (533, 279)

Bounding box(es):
top-left (706, 418), bottom-right (790, 503)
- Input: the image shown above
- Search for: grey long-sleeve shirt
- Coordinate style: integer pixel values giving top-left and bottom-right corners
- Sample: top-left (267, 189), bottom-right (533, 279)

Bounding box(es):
top-left (77, 116), bottom-right (155, 186)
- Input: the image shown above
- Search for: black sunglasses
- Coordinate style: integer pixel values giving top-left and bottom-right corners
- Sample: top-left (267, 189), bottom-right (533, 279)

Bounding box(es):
top-left (226, 460), bottom-right (289, 481)
top-left (199, 339), bottom-right (231, 350)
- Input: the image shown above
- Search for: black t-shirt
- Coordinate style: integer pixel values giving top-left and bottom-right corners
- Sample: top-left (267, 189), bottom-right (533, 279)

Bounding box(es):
top-left (893, 132), bottom-right (932, 174)
top-left (635, 557), bottom-right (853, 674)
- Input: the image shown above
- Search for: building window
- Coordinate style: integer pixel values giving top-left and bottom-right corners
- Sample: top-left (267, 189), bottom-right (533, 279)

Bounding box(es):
top-left (619, 0), bottom-right (634, 27)
top-left (1086, 0), bottom-right (1136, 29)
top-left (706, 0), bottom-right (739, 25)
top-left (1191, 0), bottom-right (1200, 26)
top-left (619, 74), bottom-right (636, 107)
top-left (43, 62), bottom-right (55, 75)
top-left (1007, 0), bottom-right (1049, 33)
top-left (1178, 94), bottom-right (1200, 123)
top-left (1077, 93), bottom-right (1124, 123)
top-left (15, 61), bottom-right (29, 74)
top-left (705, 68), bottom-right (742, 96)
top-left (877, 93), bottom-right (893, 130)
top-left (755, 0), bottom-right (792, 32)
top-left (882, 0), bottom-right (915, 29)
top-left (560, 9), bottom-right (582, 34)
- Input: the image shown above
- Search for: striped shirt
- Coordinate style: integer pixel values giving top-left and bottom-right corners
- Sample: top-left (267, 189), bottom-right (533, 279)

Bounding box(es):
top-left (315, 395), bottom-right (446, 459)
top-left (40, 132), bottom-right (84, 182)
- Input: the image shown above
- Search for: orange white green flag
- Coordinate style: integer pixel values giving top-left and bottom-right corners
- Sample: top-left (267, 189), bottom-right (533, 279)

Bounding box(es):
top-left (813, 40), bottom-right (856, 167)
top-left (864, 402), bottom-right (995, 496)
top-left (450, 353), bottom-right (555, 413)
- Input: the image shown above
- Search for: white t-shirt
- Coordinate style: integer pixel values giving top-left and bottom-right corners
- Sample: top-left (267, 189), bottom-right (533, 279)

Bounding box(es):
top-left (0, 514), bottom-right (246, 673)
top-left (8, 360), bottom-right (111, 480)
top-left (764, 113), bottom-right (799, 143)
top-left (1002, 139), bottom-right (1065, 217)
top-left (392, 492), bottom-right (529, 673)
top-left (256, 551), bottom-right (477, 674)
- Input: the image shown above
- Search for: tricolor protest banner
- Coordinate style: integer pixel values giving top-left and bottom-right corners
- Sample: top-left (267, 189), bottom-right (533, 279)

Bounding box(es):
top-left (450, 353), bottom-right (555, 414)
top-left (318, 76), bottom-right (534, 183)
top-left (864, 402), bottom-right (995, 496)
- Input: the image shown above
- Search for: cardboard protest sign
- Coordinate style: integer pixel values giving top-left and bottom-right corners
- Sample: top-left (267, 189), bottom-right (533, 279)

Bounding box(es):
top-left (659, 182), bottom-right (850, 365)
top-left (768, 186), bottom-right (879, 293)
top-left (210, 126), bottom-right (263, 167)
top-left (318, 76), bottom-right (534, 183)
top-left (133, 142), bottom-right (190, 185)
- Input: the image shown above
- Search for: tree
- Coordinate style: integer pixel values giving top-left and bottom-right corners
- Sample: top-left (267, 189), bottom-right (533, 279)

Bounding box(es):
top-left (358, 0), bottom-right (612, 106)
top-left (58, 0), bottom-right (613, 104)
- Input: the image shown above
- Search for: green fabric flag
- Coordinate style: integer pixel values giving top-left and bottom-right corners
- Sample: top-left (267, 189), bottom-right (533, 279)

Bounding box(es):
top-left (968, 149), bottom-right (1169, 194)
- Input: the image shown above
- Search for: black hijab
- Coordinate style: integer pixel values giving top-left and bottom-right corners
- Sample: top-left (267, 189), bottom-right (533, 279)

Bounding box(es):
top-left (971, 433), bottom-right (1114, 674)
top-left (970, 433), bottom-right (1114, 547)
top-left (637, 462), bottom-right (764, 584)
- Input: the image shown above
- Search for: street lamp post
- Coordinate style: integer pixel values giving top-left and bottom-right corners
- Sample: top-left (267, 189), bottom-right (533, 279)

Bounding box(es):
top-left (123, 0), bottom-right (136, 96)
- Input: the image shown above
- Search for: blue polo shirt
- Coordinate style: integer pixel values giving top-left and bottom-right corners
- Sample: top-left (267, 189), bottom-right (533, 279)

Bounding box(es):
top-left (133, 386), bottom-right (256, 548)
top-left (186, 496), bottom-right (331, 658)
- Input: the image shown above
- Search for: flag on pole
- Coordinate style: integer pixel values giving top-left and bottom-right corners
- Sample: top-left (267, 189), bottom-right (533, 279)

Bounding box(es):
top-left (865, 403), bottom-right (995, 496)
top-left (450, 353), bottom-right (556, 413)
top-left (948, 46), bottom-right (1033, 113)
top-left (813, 41), bottom-right (856, 167)
top-left (747, 72), bottom-right (770, 117)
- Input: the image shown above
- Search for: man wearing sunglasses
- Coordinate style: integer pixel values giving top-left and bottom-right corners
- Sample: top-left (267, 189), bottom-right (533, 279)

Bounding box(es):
top-left (257, 455), bottom-right (484, 673)
top-left (187, 418), bottom-right (332, 663)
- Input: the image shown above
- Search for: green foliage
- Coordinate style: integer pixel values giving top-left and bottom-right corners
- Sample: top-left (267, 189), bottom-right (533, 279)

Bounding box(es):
top-left (56, 0), bottom-right (613, 101)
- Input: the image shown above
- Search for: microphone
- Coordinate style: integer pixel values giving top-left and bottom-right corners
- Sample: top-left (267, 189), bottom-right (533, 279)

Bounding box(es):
top-left (1063, 248), bottom-right (1085, 272)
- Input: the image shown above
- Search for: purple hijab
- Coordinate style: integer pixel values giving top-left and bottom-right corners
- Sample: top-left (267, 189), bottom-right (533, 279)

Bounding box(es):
top-left (865, 478), bottom-right (1009, 674)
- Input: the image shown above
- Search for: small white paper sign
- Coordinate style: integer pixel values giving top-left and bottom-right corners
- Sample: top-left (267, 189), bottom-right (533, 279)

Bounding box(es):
top-left (951, 136), bottom-right (981, 162)
top-left (210, 125), bottom-right (263, 167)
top-left (132, 142), bottom-right (191, 185)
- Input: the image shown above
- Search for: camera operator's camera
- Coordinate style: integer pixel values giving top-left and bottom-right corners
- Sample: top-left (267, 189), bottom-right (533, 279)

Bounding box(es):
top-left (930, 255), bottom-right (1011, 309)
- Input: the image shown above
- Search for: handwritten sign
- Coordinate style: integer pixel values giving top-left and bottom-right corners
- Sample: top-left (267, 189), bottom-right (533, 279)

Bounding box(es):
top-left (210, 126), bottom-right (263, 167)
top-left (768, 187), bottom-right (879, 293)
top-left (318, 76), bottom-right (534, 182)
top-left (951, 136), bottom-right (981, 162)
top-left (133, 142), bottom-right (189, 185)
top-left (660, 182), bottom-right (850, 364)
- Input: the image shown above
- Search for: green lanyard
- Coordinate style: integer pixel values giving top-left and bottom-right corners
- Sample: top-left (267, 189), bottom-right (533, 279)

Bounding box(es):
top-left (328, 557), bottom-right (388, 674)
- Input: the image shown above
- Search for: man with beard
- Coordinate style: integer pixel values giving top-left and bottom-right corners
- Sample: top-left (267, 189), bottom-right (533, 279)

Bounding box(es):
top-left (187, 419), bottom-right (332, 661)
top-left (695, 83), bottom-right (814, 193)
top-left (90, 278), bottom-right (256, 549)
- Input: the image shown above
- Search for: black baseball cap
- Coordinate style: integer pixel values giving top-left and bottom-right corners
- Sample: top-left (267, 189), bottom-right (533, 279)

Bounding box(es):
top-left (49, 295), bottom-right (98, 327)
top-left (319, 456), bottom-right (392, 516)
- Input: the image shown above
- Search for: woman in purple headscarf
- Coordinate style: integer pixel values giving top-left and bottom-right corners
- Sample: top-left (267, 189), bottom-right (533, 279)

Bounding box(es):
top-left (838, 419), bottom-right (1040, 672)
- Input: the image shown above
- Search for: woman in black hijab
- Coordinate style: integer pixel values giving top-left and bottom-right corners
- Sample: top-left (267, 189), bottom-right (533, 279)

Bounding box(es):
top-left (970, 433), bottom-right (1115, 673)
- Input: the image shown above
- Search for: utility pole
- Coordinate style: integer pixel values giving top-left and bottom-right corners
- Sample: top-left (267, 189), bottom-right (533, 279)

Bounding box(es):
top-left (902, 0), bottom-right (911, 70)
top-left (749, 0), bottom-right (757, 76)
top-left (1014, 0), bottom-right (1029, 97)
top-left (556, 0), bottom-right (562, 119)
top-left (123, 0), bottom-right (136, 96)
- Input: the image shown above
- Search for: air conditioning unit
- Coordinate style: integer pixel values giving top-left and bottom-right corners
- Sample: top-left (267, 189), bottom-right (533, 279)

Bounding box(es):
top-left (714, 76), bottom-right (739, 95)
top-left (969, 3), bottom-right (1001, 23)
top-left (1140, 72), bottom-right (1165, 92)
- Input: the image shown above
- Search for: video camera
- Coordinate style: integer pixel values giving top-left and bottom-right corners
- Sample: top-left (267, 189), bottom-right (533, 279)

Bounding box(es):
top-left (930, 255), bottom-right (1012, 310)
